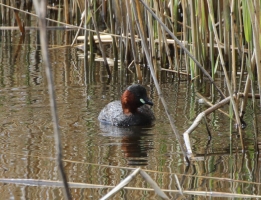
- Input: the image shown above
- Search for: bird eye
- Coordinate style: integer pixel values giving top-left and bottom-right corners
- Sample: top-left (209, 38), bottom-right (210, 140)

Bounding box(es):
top-left (140, 98), bottom-right (145, 104)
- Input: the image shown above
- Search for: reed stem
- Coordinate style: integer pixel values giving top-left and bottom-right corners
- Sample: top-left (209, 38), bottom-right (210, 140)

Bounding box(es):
top-left (32, 1), bottom-right (71, 199)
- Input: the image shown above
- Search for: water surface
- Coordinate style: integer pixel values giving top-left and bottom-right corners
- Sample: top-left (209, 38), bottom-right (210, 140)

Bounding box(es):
top-left (0, 22), bottom-right (260, 199)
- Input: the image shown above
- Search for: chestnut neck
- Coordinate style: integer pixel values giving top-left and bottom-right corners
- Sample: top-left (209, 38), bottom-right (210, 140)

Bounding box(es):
top-left (121, 90), bottom-right (138, 115)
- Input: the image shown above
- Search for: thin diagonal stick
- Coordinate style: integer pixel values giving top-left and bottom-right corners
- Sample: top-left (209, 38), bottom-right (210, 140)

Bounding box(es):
top-left (139, 0), bottom-right (225, 99)
top-left (131, 0), bottom-right (189, 163)
top-left (32, 1), bottom-right (71, 199)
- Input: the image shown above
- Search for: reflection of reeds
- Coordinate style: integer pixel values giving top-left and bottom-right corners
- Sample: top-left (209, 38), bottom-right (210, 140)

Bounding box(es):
top-left (0, 162), bottom-right (261, 199)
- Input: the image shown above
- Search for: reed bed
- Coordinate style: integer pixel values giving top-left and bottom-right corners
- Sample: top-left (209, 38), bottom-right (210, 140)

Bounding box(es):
top-left (1, 0), bottom-right (261, 199)
top-left (71, 0), bottom-right (260, 157)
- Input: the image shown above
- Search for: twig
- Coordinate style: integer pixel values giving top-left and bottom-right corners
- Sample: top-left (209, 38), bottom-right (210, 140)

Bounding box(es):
top-left (0, 178), bottom-right (261, 198)
top-left (0, 26), bottom-right (75, 30)
top-left (196, 92), bottom-right (231, 118)
top-left (161, 68), bottom-right (191, 76)
top-left (183, 96), bottom-right (231, 155)
top-left (140, 170), bottom-right (170, 199)
top-left (100, 168), bottom-right (141, 200)
top-left (174, 174), bottom-right (183, 196)
top-left (32, 1), bottom-right (71, 200)
top-left (71, 17), bottom-right (84, 46)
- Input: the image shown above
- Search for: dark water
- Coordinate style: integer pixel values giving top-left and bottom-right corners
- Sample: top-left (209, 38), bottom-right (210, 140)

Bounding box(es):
top-left (0, 20), bottom-right (260, 200)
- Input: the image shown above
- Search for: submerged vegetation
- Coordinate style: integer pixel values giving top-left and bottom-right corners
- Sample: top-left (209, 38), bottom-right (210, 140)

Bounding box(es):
top-left (1, 0), bottom-right (261, 199)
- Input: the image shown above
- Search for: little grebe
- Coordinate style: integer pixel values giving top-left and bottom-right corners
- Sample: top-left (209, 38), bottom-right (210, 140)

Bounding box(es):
top-left (98, 84), bottom-right (155, 126)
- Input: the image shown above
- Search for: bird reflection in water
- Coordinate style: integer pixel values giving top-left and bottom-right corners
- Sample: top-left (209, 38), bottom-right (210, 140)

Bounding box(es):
top-left (99, 123), bottom-right (154, 166)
